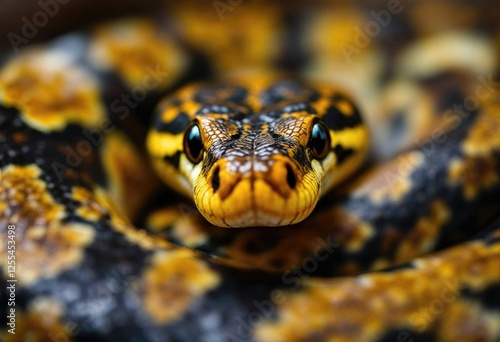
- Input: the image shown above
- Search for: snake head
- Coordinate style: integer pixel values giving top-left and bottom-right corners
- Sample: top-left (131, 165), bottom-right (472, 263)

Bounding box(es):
top-left (147, 78), bottom-right (369, 227)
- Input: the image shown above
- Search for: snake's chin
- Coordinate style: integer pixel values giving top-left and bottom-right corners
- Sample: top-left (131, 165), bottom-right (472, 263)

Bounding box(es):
top-left (194, 185), bottom-right (319, 228)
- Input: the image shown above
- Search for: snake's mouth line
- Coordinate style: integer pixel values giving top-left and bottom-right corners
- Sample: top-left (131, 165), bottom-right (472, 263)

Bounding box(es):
top-left (193, 160), bottom-right (319, 228)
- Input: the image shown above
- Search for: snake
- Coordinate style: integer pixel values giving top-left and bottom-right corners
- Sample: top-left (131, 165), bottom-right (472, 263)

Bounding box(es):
top-left (147, 77), bottom-right (368, 228)
top-left (1, 5), bottom-right (500, 342)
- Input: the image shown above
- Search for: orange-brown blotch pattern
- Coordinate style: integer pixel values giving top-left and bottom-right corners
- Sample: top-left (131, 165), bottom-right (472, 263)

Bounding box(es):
top-left (0, 50), bottom-right (104, 132)
top-left (141, 250), bottom-right (220, 324)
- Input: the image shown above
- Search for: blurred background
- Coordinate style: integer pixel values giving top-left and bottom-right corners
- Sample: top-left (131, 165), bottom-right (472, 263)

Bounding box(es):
top-left (1, 0), bottom-right (499, 53)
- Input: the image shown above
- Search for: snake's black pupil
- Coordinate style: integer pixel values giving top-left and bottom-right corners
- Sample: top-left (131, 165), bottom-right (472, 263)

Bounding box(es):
top-left (309, 122), bottom-right (330, 160)
top-left (184, 124), bottom-right (204, 164)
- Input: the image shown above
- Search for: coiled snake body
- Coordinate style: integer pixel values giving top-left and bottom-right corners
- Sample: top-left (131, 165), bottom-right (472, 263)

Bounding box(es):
top-left (1, 10), bottom-right (500, 342)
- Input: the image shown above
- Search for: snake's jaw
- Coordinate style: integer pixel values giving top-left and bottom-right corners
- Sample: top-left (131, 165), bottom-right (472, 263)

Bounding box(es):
top-left (192, 155), bottom-right (321, 228)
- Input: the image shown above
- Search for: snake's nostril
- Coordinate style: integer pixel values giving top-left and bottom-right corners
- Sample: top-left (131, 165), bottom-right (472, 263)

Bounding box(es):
top-left (285, 163), bottom-right (296, 189)
top-left (212, 166), bottom-right (220, 192)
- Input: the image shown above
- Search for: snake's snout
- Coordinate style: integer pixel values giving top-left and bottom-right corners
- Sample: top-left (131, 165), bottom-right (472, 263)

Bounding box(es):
top-left (194, 156), bottom-right (319, 228)
top-left (210, 157), bottom-right (298, 198)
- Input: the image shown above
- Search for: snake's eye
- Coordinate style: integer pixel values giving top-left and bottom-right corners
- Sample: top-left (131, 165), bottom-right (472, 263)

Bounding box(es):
top-left (309, 122), bottom-right (330, 160)
top-left (184, 123), bottom-right (204, 164)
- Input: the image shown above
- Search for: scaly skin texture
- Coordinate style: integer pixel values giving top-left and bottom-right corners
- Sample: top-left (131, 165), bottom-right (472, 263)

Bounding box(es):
top-left (0, 9), bottom-right (500, 342)
top-left (147, 77), bottom-right (368, 227)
